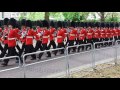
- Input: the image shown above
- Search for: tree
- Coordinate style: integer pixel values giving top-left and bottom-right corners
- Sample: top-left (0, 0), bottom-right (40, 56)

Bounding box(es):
top-left (44, 12), bottom-right (49, 21)
top-left (97, 12), bottom-right (108, 22)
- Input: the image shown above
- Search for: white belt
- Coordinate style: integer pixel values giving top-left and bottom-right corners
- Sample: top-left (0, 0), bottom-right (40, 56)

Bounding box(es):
top-left (8, 38), bottom-right (16, 40)
top-left (70, 34), bottom-right (75, 36)
top-left (95, 33), bottom-right (98, 35)
top-left (65, 33), bottom-right (67, 35)
top-left (26, 36), bottom-right (33, 38)
top-left (87, 33), bottom-right (92, 35)
top-left (57, 36), bottom-right (62, 38)
top-left (79, 34), bottom-right (84, 36)
top-left (43, 36), bottom-right (49, 38)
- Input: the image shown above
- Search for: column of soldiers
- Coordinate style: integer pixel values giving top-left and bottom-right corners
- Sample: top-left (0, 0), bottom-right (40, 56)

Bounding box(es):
top-left (0, 18), bottom-right (120, 66)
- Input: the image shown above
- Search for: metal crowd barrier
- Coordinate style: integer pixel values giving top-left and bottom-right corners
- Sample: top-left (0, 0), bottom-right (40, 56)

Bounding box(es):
top-left (0, 56), bottom-right (23, 78)
top-left (22, 48), bottom-right (67, 78)
top-left (114, 40), bottom-right (120, 64)
top-left (66, 43), bottom-right (93, 77)
top-left (0, 40), bottom-right (120, 78)
top-left (93, 40), bottom-right (115, 70)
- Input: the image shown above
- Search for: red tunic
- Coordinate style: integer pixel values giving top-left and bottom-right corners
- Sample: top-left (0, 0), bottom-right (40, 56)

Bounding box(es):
top-left (68, 29), bottom-right (77, 40)
top-left (42, 29), bottom-right (50, 44)
top-left (25, 29), bottom-right (36, 45)
top-left (93, 29), bottom-right (100, 39)
top-left (100, 29), bottom-right (105, 38)
top-left (49, 28), bottom-right (56, 41)
top-left (86, 29), bottom-right (93, 39)
top-left (57, 29), bottom-right (65, 43)
top-left (8, 29), bottom-right (20, 47)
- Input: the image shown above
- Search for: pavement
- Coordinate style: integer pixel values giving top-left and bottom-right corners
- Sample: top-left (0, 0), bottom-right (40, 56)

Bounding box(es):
top-left (0, 41), bottom-right (120, 78)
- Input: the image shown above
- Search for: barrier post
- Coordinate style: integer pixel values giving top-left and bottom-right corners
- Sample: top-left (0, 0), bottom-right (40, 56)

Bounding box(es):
top-left (92, 43), bottom-right (96, 70)
top-left (65, 47), bottom-right (70, 78)
top-left (114, 40), bottom-right (119, 65)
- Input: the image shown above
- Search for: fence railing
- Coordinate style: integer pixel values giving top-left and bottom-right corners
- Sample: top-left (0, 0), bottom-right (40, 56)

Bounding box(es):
top-left (0, 41), bottom-right (120, 78)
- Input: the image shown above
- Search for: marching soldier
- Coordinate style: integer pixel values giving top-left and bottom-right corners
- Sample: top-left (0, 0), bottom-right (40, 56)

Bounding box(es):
top-left (77, 22), bottom-right (87, 52)
top-left (0, 18), bottom-right (9, 58)
top-left (1, 18), bottom-right (21, 66)
top-left (93, 22), bottom-right (100, 48)
top-left (34, 20), bottom-right (43, 52)
top-left (99, 22), bottom-right (105, 47)
top-left (86, 22), bottom-right (94, 50)
top-left (20, 19), bottom-right (27, 55)
top-left (38, 20), bottom-right (51, 60)
top-left (55, 21), bottom-right (65, 55)
top-left (23, 20), bottom-right (37, 60)
top-left (68, 21), bottom-right (77, 53)
top-left (109, 22), bottom-right (114, 46)
top-left (48, 21), bottom-right (57, 54)
top-left (0, 21), bottom-right (3, 52)
top-left (104, 22), bottom-right (110, 46)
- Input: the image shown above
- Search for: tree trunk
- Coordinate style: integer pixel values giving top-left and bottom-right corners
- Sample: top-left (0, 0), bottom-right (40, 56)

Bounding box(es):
top-left (100, 12), bottom-right (105, 22)
top-left (45, 12), bottom-right (49, 21)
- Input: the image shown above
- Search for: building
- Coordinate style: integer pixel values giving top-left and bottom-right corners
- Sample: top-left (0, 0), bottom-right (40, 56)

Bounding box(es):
top-left (0, 12), bottom-right (21, 20)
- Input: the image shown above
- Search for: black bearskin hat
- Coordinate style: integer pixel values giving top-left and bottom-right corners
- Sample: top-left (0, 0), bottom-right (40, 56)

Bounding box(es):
top-left (70, 21), bottom-right (75, 27)
top-left (57, 21), bottom-right (62, 28)
top-left (100, 22), bottom-right (105, 28)
top-left (42, 20), bottom-right (49, 28)
top-left (50, 21), bottom-right (55, 27)
top-left (115, 22), bottom-right (119, 27)
top-left (62, 21), bottom-right (66, 28)
top-left (36, 20), bottom-right (42, 27)
top-left (0, 20), bottom-right (2, 27)
top-left (105, 22), bottom-right (109, 28)
top-left (8, 18), bottom-right (16, 28)
top-left (26, 20), bottom-right (32, 28)
top-left (21, 19), bottom-right (26, 26)
top-left (3, 18), bottom-right (9, 26)
top-left (94, 22), bottom-right (99, 27)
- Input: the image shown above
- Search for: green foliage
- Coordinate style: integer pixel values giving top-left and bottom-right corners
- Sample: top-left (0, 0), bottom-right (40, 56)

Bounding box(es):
top-left (18, 12), bottom-right (120, 22)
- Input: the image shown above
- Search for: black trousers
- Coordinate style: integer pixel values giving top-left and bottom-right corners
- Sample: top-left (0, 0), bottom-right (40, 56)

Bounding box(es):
top-left (93, 38), bottom-right (100, 48)
top-left (39, 43), bottom-right (51, 59)
top-left (104, 38), bottom-right (109, 46)
top-left (3, 47), bottom-right (20, 65)
top-left (25, 45), bottom-right (36, 60)
top-left (0, 44), bottom-right (8, 58)
top-left (16, 44), bottom-right (21, 54)
top-left (99, 38), bottom-right (105, 46)
top-left (75, 38), bottom-right (79, 45)
top-left (48, 40), bottom-right (56, 49)
top-left (0, 43), bottom-right (3, 52)
top-left (86, 39), bottom-right (93, 49)
top-left (35, 41), bottom-right (43, 51)
top-left (68, 40), bottom-right (76, 53)
top-left (109, 37), bottom-right (113, 46)
top-left (78, 40), bottom-right (85, 52)
top-left (55, 42), bottom-right (65, 55)
top-left (19, 43), bottom-right (26, 56)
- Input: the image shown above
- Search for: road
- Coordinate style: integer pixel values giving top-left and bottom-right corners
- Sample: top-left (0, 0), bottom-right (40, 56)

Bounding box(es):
top-left (0, 42), bottom-right (120, 78)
